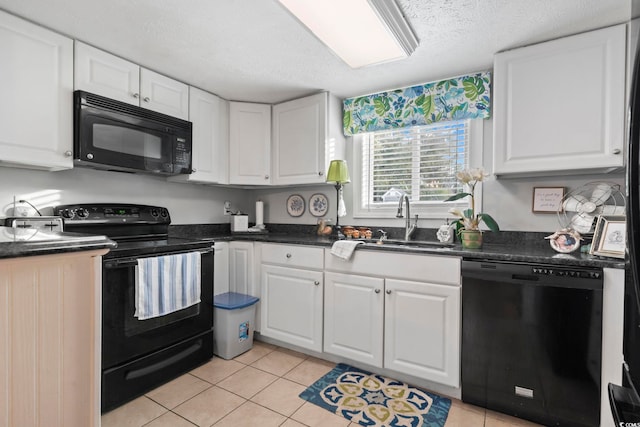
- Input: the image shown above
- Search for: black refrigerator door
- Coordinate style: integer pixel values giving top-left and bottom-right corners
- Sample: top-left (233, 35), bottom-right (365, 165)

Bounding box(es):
top-left (612, 10), bottom-right (640, 422)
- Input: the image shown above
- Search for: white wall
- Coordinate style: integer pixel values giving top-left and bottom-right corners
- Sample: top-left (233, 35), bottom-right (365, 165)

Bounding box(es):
top-left (0, 166), bottom-right (252, 225)
top-left (254, 118), bottom-right (626, 233)
top-left (0, 118), bottom-right (625, 232)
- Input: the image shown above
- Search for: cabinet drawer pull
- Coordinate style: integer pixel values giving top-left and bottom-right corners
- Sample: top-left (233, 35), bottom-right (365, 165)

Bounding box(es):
top-left (143, 97), bottom-right (150, 102)
top-left (64, 150), bottom-right (72, 157)
top-left (375, 289), bottom-right (380, 294)
top-left (265, 175), bottom-right (270, 180)
top-left (286, 253), bottom-right (292, 258)
top-left (613, 148), bottom-right (621, 155)
top-left (132, 93), bottom-right (139, 99)
top-left (386, 289), bottom-right (392, 295)
top-left (314, 281), bottom-right (320, 286)
top-left (318, 171), bottom-right (323, 176)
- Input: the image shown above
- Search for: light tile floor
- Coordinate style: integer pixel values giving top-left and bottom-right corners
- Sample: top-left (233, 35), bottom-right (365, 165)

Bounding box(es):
top-left (101, 341), bottom-right (542, 427)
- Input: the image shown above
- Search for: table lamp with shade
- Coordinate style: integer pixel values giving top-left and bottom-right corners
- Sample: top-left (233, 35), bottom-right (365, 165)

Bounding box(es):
top-left (326, 160), bottom-right (350, 239)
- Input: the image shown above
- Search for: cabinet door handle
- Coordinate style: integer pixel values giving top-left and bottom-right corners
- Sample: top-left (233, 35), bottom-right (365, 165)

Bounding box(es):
top-left (314, 281), bottom-right (320, 286)
top-left (386, 289), bottom-right (392, 295)
top-left (64, 150), bottom-right (72, 157)
top-left (318, 171), bottom-right (324, 176)
top-left (375, 289), bottom-right (380, 294)
top-left (132, 93), bottom-right (140, 99)
top-left (286, 253), bottom-right (292, 258)
top-left (143, 97), bottom-right (150, 103)
top-left (265, 175), bottom-right (270, 180)
top-left (613, 148), bottom-right (621, 155)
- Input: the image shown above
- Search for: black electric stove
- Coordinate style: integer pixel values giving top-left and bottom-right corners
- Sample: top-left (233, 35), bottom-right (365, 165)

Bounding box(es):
top-left (55, 203), bottom-right (214, 412)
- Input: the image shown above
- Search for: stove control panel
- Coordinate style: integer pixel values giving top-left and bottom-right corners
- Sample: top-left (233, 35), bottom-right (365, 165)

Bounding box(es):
top-left (55, 204), bottom-right (171, 225)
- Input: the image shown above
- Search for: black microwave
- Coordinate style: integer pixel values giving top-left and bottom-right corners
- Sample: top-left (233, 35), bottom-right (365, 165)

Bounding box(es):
top-left (74, 90), bottom-right (192, 175)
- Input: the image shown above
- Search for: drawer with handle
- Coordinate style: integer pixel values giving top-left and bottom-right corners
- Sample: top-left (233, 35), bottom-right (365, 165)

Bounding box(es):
top-left (260, 243), bottom-right (324, 270)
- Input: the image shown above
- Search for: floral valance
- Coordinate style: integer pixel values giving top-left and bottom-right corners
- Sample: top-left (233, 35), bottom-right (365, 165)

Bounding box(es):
top-left (343, 72), bottom-right (491, 136)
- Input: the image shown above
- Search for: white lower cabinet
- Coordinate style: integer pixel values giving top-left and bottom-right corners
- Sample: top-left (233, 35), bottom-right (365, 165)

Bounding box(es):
top-left (229, 241), bottom-right (255, 296)
top-left (259, 244), bottom-right (324, 352)
top-left (261, 265), bottom-right (323, 351)
top-left (324, 249), bottom-right (461, 387)
top-left (383, 278), bottom-right (460, 387)
top-left (324, 272), bottom-right (384, 366)
top-left (213, 241), bottom-right (229, 295)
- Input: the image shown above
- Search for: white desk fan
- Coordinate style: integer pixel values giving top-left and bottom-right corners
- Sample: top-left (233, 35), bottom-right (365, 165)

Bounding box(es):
top-left (558, 182), bottom-right (626, 234)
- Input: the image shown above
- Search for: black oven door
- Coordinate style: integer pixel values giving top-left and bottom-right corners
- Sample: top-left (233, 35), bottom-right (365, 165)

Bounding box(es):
top-left (102, 248), bottom-right (213, 370)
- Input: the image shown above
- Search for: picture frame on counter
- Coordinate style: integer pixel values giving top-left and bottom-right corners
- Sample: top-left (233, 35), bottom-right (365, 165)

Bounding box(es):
top-left (532, 187), bottom-right (565, 213)
top-left (591, 215), bottom-right (626, 259)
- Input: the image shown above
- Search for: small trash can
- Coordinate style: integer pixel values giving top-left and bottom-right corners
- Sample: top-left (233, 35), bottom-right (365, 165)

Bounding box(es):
top-left (213, 292), bottom-right (259, 359)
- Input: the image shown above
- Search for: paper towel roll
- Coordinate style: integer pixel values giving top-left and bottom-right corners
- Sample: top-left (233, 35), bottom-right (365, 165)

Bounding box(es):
top-left (255, 200), bottom-right (264, 227)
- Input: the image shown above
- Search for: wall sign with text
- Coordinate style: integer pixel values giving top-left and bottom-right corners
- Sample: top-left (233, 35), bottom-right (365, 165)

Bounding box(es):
top-left (532, 187), bottom-right (565, 213)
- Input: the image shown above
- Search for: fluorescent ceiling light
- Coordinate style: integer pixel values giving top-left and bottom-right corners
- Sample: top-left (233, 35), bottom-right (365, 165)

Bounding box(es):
top-left (277, 0), bottom-right (418, 68)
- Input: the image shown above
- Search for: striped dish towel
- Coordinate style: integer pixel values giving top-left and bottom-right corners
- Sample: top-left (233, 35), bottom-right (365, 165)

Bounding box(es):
top-left (135, 252), bottom-right (201, 320)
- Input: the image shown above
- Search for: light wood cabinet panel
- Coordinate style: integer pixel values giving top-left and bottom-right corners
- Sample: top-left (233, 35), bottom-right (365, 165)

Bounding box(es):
top-left (0, 10), bottom-right (73, 171)
top-left (0, 250), bottom-right (106, 427)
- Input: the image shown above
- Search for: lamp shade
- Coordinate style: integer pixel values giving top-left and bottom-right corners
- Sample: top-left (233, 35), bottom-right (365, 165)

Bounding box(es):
top-left (326, 160), bottom-right (350, 184)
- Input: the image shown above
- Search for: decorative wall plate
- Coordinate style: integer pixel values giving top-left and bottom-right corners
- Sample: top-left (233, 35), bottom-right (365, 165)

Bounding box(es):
top-left (309, 193), bottom-right (329, 217)
top-left (286, 194), bottom-right (305, 217)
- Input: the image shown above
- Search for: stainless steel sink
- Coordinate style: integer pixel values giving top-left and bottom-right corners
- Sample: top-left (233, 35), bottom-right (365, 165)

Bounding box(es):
top-left (362, 239), bottom-right (454, 249)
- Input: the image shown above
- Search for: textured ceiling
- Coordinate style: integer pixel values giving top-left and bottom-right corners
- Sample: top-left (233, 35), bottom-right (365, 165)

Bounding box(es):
top-left (0, 0), bottom-right (630, 103)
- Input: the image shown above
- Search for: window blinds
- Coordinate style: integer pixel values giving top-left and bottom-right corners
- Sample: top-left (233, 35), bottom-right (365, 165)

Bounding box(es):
top-left (361, 120), bottom-right (469, 209)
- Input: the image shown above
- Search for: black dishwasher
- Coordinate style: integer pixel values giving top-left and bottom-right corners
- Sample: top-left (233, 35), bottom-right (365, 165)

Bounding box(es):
top-left (461, 260), bottom-right (603, 427)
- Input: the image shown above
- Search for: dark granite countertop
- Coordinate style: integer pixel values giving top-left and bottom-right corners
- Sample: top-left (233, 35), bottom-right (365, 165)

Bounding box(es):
top-left (170, 224), bottom-right (626, 270)
top-left (0, 226), bottom-right (116, 259)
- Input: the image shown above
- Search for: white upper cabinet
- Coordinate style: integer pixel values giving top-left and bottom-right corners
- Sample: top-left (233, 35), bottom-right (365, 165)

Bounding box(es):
top-left (139, 68), bottom-right (189, 120)
top-left (0, 10), bottom-right (73, 171)
top-left (493, 24), bottom-right (626, 177)
top-left (74, 41), bottom-right (139, 105)
top-left (169, 87), bottom-right (229, 184)
top-left (272, 92), bottom-right (345, 185)
top-left (75, 41), bottom-right (189, 119)
top-left (229, 102), bottom-right (272, 185)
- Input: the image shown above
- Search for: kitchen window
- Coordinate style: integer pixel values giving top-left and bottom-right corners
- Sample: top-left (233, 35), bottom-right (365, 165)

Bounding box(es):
top-left (352, 119), bottom-right (483, 218)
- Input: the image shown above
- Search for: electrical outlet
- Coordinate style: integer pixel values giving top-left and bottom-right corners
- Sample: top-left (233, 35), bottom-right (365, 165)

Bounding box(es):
top-left (224, 201), bottom-right (232, 215)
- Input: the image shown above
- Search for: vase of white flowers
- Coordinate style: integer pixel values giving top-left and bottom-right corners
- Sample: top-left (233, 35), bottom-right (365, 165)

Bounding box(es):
top-left (445, 167), bottom-right (499, 249)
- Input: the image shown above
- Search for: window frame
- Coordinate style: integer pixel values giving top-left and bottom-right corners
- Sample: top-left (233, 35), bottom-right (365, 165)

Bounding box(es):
top-left (351, 119), bottom-right (484, 219)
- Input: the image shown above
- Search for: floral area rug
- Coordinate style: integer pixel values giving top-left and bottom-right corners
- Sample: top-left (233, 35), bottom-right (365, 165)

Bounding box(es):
top-left (299, 363), bottom-right (451, 427)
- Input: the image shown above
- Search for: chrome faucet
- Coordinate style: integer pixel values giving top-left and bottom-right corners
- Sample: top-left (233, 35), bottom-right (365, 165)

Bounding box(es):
top-left (396, 194), bottom-right (418, 240)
